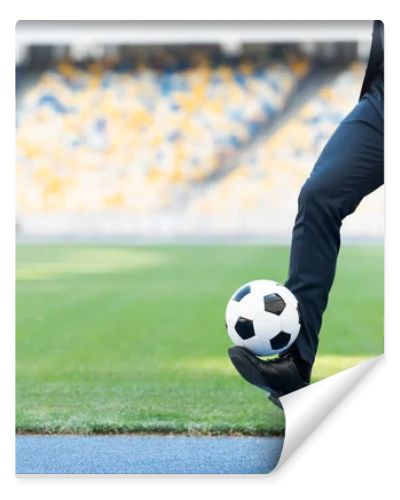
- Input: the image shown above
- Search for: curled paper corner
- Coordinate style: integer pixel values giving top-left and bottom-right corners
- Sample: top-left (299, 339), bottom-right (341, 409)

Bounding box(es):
top-left (274, 355), bottom-right (384, 471)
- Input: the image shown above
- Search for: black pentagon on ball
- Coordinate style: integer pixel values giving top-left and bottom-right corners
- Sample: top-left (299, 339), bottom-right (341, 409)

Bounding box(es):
top-left (233, 285), bottom-right (251, 302)
top-left (270, 331), bottom-right (291, 350)
top-left (234, 316), bottom-right (255, 340)
top-left (263, 293), bottom-right (286, 315)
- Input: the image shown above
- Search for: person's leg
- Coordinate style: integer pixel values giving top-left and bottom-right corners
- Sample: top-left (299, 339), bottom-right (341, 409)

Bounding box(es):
top-left (285, 98), bottom-right (384, 369)
top-left (229, 96), bottom-right (384, 403)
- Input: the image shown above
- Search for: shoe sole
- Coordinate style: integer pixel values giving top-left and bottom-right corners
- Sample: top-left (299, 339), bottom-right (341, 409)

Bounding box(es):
top-left (228, 346), bottom-right (284, 409)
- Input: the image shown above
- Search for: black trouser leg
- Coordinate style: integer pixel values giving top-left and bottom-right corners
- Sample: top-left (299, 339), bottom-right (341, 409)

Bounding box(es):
top-left (285, 98), bottom-right (384, 366)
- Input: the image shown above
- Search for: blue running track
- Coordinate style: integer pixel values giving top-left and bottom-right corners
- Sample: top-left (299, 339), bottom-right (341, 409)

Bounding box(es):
top-left (16, 435), bottom-right (284, 474)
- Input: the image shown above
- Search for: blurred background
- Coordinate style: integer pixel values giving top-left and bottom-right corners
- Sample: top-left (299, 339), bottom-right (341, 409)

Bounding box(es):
top-left (16, 22), bottom-right (384, 437)
top-left (16, 21), bottom-right (383, 241)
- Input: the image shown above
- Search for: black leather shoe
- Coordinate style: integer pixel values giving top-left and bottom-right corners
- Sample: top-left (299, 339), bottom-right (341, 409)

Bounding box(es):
top-left (228, 346), bottom-right (310, 408)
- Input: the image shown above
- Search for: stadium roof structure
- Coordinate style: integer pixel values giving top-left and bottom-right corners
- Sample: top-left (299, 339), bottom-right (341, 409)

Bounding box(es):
top-left (16, 20), bottom-right (373, 46)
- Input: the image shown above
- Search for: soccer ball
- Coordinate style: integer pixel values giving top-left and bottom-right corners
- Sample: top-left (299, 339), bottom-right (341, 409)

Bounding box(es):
top-left (225, 280), bottom-right (300, 356)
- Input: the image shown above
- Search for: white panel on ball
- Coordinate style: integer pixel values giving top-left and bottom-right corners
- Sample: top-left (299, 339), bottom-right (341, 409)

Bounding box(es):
top-left (244, 336), bottom-right (271, 357)
top-left (253, 312), bottom-right (282, 341)
top-left (239, 293), bottom-right (264, 320)
top-left (281, 307), bottom-right (301, 336)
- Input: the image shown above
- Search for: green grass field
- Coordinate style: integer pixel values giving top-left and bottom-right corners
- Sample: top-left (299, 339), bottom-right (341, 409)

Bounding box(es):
top-left (16, 244), bottom-right (383, 436)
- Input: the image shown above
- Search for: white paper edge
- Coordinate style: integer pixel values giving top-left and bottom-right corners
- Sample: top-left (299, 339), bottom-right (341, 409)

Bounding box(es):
top-left (274, 354), bottom-right (384, 471)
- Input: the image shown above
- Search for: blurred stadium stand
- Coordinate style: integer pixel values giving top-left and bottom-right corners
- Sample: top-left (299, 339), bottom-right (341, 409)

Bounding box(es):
top-left (16, 21), bottom-right (383, 241)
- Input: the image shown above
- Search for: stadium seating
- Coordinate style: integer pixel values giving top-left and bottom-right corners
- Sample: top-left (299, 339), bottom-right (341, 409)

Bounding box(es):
top-left (16, 51), bottom-right (310, 214)
top-left (16, 53), bottom-right (383, 237)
